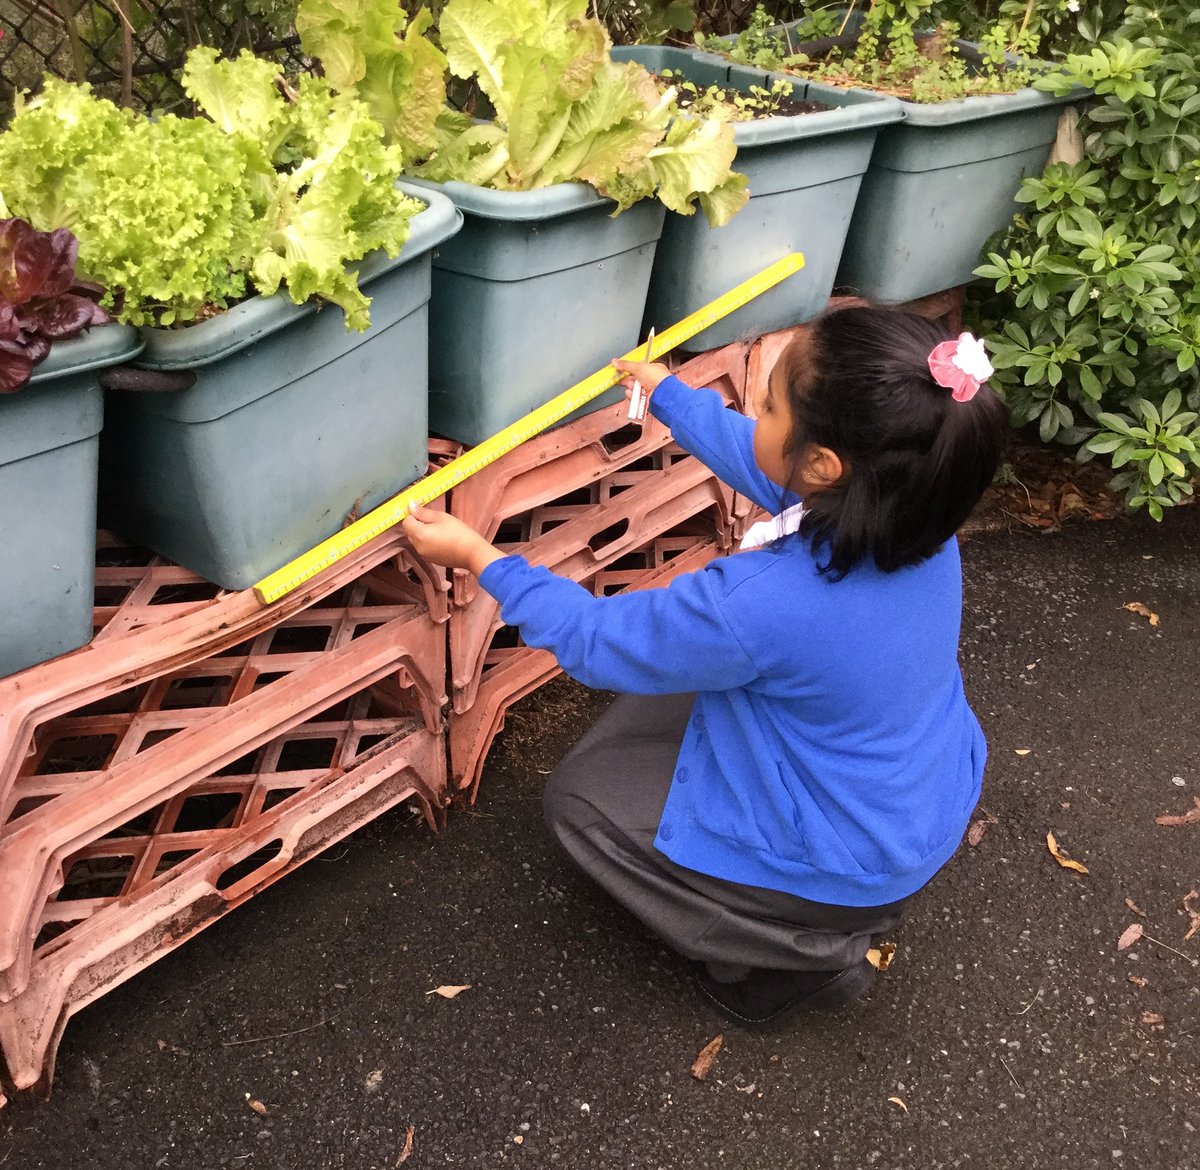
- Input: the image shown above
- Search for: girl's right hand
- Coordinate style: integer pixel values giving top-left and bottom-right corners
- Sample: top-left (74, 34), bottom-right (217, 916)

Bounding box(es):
top-left (612, 358), bottom-right (671, 393)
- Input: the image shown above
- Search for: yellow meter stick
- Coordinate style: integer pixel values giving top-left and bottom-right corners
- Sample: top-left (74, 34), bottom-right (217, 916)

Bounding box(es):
top-left (254, 252), bottom-right (806, 605)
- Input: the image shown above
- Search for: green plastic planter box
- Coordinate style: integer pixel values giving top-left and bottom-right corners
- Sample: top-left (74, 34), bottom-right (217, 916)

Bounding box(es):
top-left (99, 184), bottom-right (462, 592)
top-left (719, 19), bottom-right (1083, 303)
top-left (612, 45), bottom-right (902, 350)
top-left (403, 176), bottom-right (665, 447)
top-left (1, 325), bottom-right (143, 678)
top-left (838, 85), bottom-right (1078, 302)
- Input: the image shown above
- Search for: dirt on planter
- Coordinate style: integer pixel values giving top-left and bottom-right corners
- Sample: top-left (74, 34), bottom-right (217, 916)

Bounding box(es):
top-left (652, 72), bottom-right (833, 120)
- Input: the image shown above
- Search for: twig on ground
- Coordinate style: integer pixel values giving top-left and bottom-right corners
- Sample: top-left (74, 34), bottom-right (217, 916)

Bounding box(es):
top-left (1142, 934), bottom-right (1199, 966)
top-left (1016, 987), bottom-right (1043, 1015)
top-left (221, 987), bottom-right (377, 1047)
top-left (998, 1056), bottom-right (1022, 1088)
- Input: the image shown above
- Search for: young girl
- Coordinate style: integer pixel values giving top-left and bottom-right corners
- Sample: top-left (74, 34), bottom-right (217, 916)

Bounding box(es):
top-left (401, 305), bottom-right (1009, 1030)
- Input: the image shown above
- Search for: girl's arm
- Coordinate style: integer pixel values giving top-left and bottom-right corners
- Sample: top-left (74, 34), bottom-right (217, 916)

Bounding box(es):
top-left (480, 555), bottom-right (761, 694)
top-left (614, 361), bottom-right (788, 512)
top-left (400, 506), bottom-right (761, 694)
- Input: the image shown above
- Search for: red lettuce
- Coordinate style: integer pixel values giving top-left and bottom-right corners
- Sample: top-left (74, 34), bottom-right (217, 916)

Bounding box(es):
top-left (0, 218), bottom-right (110, 393)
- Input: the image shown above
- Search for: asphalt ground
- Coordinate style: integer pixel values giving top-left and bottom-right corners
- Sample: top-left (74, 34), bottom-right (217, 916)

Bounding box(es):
top-left (2, 509), bottom-right (1198, 1170)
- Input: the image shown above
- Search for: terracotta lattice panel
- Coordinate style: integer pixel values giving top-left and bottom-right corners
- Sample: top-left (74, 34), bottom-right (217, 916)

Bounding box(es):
top-left (0, 702), bottom-right (445, 1093)
top-left (0, 459), bottom-right (453, 830)
top-left (447, 341), bottom-right (751, 612)
top-left (449, 520), bottom-right (726, 799)
top-left (0, 576), bottom-right (446, 1007)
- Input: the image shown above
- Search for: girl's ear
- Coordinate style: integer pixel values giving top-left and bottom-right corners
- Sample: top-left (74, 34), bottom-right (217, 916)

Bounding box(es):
top-left (802, 444), bottom-right (847, 489)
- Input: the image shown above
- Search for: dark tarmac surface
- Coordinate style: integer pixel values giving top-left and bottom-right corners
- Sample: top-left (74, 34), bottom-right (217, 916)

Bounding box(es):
top-left (2, 511), bottom-right (1199, 1170)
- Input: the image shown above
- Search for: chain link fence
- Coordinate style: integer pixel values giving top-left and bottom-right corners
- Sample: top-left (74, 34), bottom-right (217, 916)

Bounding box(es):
top-left (0, 1), bottom-right (305, 116)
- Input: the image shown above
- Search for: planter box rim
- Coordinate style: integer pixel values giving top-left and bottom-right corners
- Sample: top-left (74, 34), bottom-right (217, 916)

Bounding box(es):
top-left (402, 175), bottom-right (624, 223)
top-left (134, 181), bottom-right (462, 372)
top-left (28, 323), bottom-right (143, 385)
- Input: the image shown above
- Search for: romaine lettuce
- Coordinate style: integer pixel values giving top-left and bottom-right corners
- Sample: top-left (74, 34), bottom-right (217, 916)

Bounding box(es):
top-left (293, 0), bottom-right (749, 226)
top-left (295, 0), bottom-right (448, 164)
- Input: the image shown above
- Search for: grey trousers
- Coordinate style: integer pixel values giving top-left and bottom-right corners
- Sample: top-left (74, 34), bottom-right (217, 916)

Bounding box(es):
top-left (543, 692), bottom-right (910, 978)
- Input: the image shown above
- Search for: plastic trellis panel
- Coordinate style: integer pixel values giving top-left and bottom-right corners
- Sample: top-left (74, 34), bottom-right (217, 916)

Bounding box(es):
top-left (449, 523), bottom-right (726, 800)
top-left (0, 581), bottom-right (445, 1006)
top-left (0, 703), bottom-right (445, 1094)
top-left (447, 341), bottom-right (751, 611)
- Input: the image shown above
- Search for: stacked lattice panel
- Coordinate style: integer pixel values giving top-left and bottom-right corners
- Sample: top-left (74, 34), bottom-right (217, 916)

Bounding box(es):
top-left (0, 440), bottom-right (457, 1097)
top-left (0, 564), bottom-right (447, 1092)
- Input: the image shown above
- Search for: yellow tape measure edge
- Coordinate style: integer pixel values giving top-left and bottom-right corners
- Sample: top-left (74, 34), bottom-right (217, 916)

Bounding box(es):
top-left (253, 252), bottom-right (805, 604)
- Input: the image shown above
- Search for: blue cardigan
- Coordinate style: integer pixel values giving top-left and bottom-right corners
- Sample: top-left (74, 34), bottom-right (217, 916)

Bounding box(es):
top-left (478, 375), bottom-right (986, 906)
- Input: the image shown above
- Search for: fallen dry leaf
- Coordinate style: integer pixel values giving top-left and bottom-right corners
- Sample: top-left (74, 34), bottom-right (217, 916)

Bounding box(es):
top-left (1183, 890), bottom-right (1200, 942)
top-left (1046, 830), bottom-right (1089, 875)
top-left (1125, 898), bottom-right (1147, 917)
top-left (1128, 975), bottom-right (1148, 988)
top-left (427, 984), bottom-right (472, 999)
top-left (1140, 1012), bottom-right (1165, 1027)
top-left (691, 1034), bottom-right (724, 1081)
top-left (968, 811), bottom-right (998, 847)
top-left (1014, 748), bottom-right (1032, 756)
top-left (1117, 923), bottom-right (1144, 951)
top-left (247, 1098), bottom-right (268, 1116)
top-left (1122, 601), bottom-right (1160, 626)
top-left (1155, 796), bottom-right (1200, 827)
top-left (513, 1135), bottom-right (524, 1145)
top-left (887, 1096), bottom-right (908, 1113)
top-left (866, 942), bottom-right (896, 971)
top-left (395, 1126), bottom-right (415, 1166)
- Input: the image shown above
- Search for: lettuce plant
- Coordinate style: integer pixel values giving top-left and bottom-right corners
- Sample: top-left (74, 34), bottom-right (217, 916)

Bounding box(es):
top-left (0, 218), bottom-right (109, 393)
top-left (296, 0), bottom-right (749, 226)
top-left (295, 0), bottom-right (448, 164)
top-left (424, 0), bottom-right (747, 224)
top-left (181, 50), bottom-right (424, 331)
top-left (0, 50), bottom-right (423, 332)
top-left (0, 78), bottom-right (261, 328)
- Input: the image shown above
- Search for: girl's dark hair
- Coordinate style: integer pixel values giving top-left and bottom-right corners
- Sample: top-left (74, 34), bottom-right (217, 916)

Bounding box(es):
top-left (778, 305), bottom-right (1009, 578)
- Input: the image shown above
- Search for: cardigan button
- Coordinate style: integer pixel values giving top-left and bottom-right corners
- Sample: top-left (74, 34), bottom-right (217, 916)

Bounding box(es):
top-left (660, 824), bottom-right (674, 841)
top-left (676, 766), bottom-right (690, 784)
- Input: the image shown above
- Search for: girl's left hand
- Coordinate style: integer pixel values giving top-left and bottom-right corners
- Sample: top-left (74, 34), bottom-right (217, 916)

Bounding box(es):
top-left (401, 504), bottom-right (503, 576)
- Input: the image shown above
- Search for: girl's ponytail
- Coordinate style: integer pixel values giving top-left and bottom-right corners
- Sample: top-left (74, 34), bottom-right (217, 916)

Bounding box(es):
top-left (780, 307), bottom-right (1009, 578)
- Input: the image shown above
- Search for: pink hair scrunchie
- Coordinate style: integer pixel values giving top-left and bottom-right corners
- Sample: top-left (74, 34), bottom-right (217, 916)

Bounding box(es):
top-left (927, 333), bottom-right (994, 402)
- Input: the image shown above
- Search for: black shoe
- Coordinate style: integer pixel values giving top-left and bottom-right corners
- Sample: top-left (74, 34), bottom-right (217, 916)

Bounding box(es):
top-left (694, 960), bottom-right (876, 1031)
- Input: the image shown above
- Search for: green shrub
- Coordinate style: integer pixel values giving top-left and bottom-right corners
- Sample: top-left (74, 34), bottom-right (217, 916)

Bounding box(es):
top-left (970, 1), bottom-right (1200, 519)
